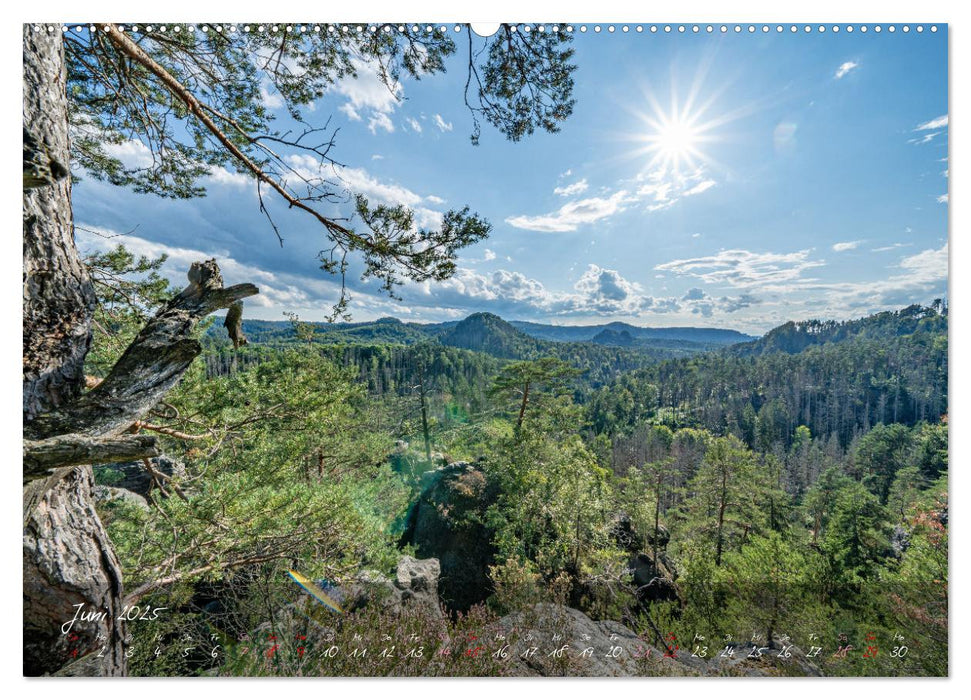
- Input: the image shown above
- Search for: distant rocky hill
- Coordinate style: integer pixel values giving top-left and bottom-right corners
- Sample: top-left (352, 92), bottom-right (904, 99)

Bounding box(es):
top-left (220, 313), bottom-right (755, 358)
top-left (437, 312), bottom-right (545, 359)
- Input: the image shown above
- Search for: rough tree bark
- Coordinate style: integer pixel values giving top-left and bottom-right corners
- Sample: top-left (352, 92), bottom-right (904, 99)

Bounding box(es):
top-left (23, 25), bottom-right (94, 421)
top-left (23, 25), bottom-right (126, 678)
top-left (22, 25), bottom-right (258, 676)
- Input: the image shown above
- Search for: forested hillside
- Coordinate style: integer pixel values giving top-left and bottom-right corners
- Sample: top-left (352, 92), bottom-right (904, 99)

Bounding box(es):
top-left (84, 245), bottom-right (947, 677)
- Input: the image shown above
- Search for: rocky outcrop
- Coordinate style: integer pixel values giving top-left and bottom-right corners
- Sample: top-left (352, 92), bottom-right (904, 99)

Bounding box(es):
top-left (628, 552), bottom-right (679, 604)
top-left (494, 604), bottom-right (705, 677)
top-left (93, 456), bottom-right (187, 498)
top-left (401, 461), bottom-right (495, 611)
top-left (703, 641), bottom-right (824, 677)
top-left (345, 556), bottom-right (444, 619)
top-left (92, 485), bottom-right (150, 511)
top-left (492, 604), bottom-right (822, 677)
top-left (610, 513), bottom-right (644, 552)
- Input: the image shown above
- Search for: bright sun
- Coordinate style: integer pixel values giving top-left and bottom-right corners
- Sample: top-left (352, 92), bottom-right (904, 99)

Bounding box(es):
top-left (645, 109), bottom-right (705, 170)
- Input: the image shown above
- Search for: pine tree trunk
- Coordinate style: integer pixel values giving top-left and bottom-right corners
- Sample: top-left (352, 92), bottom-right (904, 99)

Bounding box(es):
top-left (23, 25), bottom-right (127, 677)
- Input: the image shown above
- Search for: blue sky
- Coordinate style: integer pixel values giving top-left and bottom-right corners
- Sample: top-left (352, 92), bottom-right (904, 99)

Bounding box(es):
top-left (72, 26), bottom-right (949, 334)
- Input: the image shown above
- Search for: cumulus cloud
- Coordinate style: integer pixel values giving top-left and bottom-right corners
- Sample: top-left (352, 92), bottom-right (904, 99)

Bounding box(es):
top-left (897, 244), bottom-right (948, 285)
top-left (430, 262), bottom-right (761, 321)
top-left (331, 58), bottom-right (402, 129)
top-left (340, 103), bottom-right (362, 121)
top-left (406, 117), bottom-right (423, 133)
top-left (719, 293), bottom-right (760, 313)
top-left (101, 138), bottom-right (251, 189)
top-left (102, 139), bottom-right (155, 169)
top-left (655, 249), bottom-right (824, 289)
top-left (259, 81), bottom-right (285, 109)
top-left (937, 194), bottom-right (949, 204)
top-left (573, 265), bottom-right (648, 312)
top-left (832, 241), bottom-right (862, 252)
top-left (368, 112), bottom-right (395, 134)
top-left (554, 179), bottom-right (589, 197)
top-left (76, 227), bottom-right (318, 311)
top-left (506, 190), bottom-right (631, 232)
top-left (834, 61), bottom-right (858, 79)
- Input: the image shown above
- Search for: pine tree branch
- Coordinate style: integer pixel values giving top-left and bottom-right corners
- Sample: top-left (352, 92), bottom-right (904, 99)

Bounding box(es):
top-left (101, 24), bottom-right (365, 247)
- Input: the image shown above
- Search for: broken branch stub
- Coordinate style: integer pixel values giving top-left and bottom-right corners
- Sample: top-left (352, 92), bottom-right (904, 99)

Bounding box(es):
top-left (23, 259), bottom-right (258, 449)
top-left (24, 434), bottom-right (161, 482)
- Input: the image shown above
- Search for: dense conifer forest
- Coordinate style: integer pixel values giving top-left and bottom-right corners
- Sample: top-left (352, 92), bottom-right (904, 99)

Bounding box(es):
top-left (87, 245), bottom-right (948, 676)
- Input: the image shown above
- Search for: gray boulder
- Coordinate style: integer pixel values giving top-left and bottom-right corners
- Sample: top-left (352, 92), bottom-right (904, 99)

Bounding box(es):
top-left (342, 556), bottom-right (444, 619)
top-left (93, 455), bottom-right (187, 497)
top-left (91, 485), bottom-right (149, 511)
top-left (402, 461), bottom-right (495, 611)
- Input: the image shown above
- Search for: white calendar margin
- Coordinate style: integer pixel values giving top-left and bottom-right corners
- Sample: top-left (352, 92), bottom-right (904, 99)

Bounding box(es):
top-left (3, 1), bottom-right (963, 698)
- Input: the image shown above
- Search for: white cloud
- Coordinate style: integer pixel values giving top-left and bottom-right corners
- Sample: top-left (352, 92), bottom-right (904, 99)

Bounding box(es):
top-left (75, 227), bottom-right (316, 310)
top-left (406, 117), bottom-right (423, 134)
top-left (259, 81), bottom-right (285, 109)
top-left (339, 103), bottom-right (362, 121)
top-left (284, 156), bottom-right (444, 228)
top-left (910, 132), bottom-right (940, 145)
top-left (74, 226), bottom-right (432, 320)
top-left (916, 115), bottom-right (948, 131)
top-left (834, 61), bottom-right (858, 79)
top-left (102, 139), bottom-right (155, 169)
top-left (832, 241), bottom-right (862, 252)
top-left (505, 190), bottom-right (631, 233)
top-left (937, 194), bottom-right (949, 204)
top-left (554, 179), bottom-right (589, 197)
top-left (684, 179), bottom-right (716, 196)
top-left (483, 248), bottom-right (497, 261)
top-left (508, 167), bottom-right (716, 233)
top-left (368, 112), bottom-right (395, 134)
top-left (432, 262), bottom-right (760, 320)
top-left (898, 244), bottom-right (948, 285)
top-left (332, 58), bottom-right (401, 116)
top-left (329, 57), bottom-right (405, 136)
top-left (872, 243), bottom-right (909, 253)
top-left (655, 249), bottom-right (824, 289)
top-left (910, 115), bottom-right (948, 144)
top-left (433, 114), bottom-right (453, 132)
top-left (636, 167), bottom-right (717, 211)
top-left (101, 138), bottom-right (250, 189)
top-left (572, 264), bottom-right (648, 313)
top-left (337, 167), bottom-right (421, 206)
top-left (205, 167), bottom-right (252, 189)
top-left (425, 195), bottom-right (446, 205)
